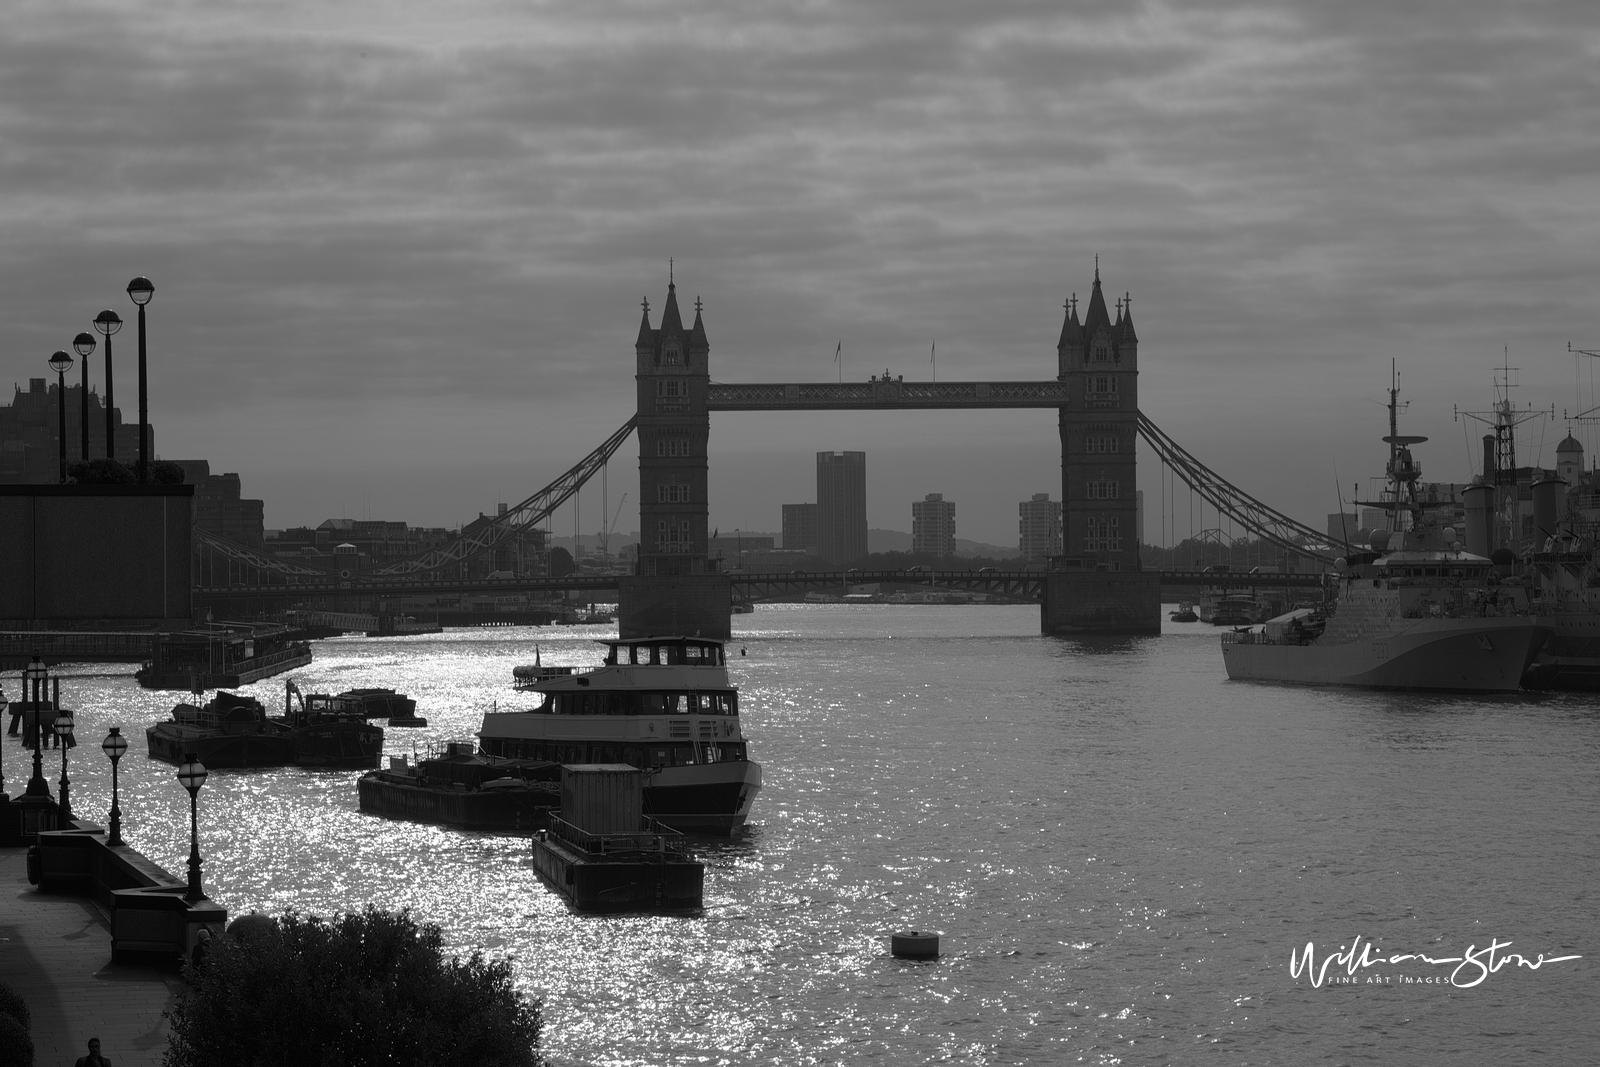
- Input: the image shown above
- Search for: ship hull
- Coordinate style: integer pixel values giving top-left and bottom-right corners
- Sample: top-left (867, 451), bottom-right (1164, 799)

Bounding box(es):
top-left (357, 774), bottom-right (556, 831)
top-left (643, 761), bottom-right (762, 836)
top-left (145, 725), bottom-right (295, 768)
top-left (1522, 612), bottom-right (1600, 690)
top-left (1221, 617), bottom-right (1550, 691)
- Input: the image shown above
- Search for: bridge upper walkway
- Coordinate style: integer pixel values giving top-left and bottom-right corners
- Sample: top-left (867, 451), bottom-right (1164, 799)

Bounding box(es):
top-left (194, 568), bottom-right (1324, 602)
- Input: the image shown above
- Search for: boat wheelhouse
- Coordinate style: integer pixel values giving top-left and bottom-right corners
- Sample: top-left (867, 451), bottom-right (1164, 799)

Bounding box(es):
top-left (479, 636), bottom-right (760, 835)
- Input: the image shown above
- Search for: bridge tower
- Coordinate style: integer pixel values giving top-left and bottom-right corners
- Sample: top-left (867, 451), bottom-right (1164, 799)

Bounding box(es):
top-left (618, 276), bottom-right (731, 638)
top-left (1057, 265), bottom-right (1140, 571)
top-left (1042, 264), bottom-right (1160, 633)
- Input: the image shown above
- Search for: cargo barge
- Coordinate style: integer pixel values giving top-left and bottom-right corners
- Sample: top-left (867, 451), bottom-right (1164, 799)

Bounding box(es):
top-left (357, 742), bottom-right (560, 831)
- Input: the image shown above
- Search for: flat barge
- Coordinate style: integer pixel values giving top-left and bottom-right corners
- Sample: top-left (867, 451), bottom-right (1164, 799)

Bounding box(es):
top-left (357, 743), bottom-right (560, 831)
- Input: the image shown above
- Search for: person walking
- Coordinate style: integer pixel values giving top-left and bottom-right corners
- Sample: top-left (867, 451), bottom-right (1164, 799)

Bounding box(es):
top-left (74, 1036), bottom-right (111, 1067)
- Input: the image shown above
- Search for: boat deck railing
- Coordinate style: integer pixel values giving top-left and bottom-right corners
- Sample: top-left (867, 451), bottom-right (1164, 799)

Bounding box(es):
top-left (546, 814), bottom-right (689, 857)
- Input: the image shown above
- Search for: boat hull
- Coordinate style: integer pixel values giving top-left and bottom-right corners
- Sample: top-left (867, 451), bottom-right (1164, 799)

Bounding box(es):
top-left (357, 774), bottom-right (556, 831)
top-left (145, 725), bottom-right (295, 768)
top-left (1522, 612), bottom-right (1600, 690)
top-left (290, 720), bottom-right (384, 768)
top-left (1221, 617), bottom-right (1550, 691)
top-left (530, 833), bottom-right (703, 912)
top-left (643, 761), bottom-right (762, 836)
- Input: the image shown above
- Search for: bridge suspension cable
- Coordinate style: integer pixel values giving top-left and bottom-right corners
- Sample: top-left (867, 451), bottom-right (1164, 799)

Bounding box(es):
top-left (367, 416), bottom-right (638, 576)
top-left (1136, 412), bottom-right (1350, 562)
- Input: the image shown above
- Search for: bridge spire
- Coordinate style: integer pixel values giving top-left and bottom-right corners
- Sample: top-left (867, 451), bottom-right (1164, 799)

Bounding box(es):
top-left (1083, 266), bottom-right (1111, 331)
top-left (691, 296), bottom-right (708, 347)
top-left (635, 298), bottom-right (654, 349)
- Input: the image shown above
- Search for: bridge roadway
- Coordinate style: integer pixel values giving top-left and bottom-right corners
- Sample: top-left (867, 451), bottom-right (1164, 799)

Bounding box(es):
top-left (194, 568), bottom-right (1323, 602)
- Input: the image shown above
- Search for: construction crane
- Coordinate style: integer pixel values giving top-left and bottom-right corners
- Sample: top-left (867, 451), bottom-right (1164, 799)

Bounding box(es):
top-left (601, 492), bottom-right (628, 558)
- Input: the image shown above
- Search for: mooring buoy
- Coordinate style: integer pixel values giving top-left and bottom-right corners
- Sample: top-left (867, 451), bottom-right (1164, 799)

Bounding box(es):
top-left (891, 930), bottom-right (939, 958)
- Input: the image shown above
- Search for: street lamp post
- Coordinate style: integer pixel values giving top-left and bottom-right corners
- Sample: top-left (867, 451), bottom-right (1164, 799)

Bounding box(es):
top-left (53, 713), bottom-right (73, 824)
top-left (177, 753), bottom-right (208, 901)
top-left (47, 351), bottom-right (73, 483)
top-left (126, 278), bottom-right (154, 482)
top-left (72, 332), bottom-right (95, 463)
top-left (22, 655), bottom-right (49, 797)
top-left (93, 311), bottom-right (123, 460)
top-left (101, 727), bottom-right (127, 846)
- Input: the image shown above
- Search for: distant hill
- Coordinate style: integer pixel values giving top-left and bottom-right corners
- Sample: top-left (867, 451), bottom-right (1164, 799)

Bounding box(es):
top-left (869, 528), bottom-right (1020, 559)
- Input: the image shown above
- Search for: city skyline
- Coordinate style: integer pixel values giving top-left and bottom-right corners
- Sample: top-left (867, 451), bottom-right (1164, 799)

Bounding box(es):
top-left (2, 3), bottom-right (1595, 547)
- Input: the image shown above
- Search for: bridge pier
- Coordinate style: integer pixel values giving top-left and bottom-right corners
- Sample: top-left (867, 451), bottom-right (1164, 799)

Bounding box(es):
top-left (618, 575), bottom-right (731, 640)
top-left (1041, 570), bottom-right (1161, 635)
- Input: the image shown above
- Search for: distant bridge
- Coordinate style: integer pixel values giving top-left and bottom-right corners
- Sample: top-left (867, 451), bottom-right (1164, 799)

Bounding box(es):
top-left (195, 567), bottom-right (1322, 604)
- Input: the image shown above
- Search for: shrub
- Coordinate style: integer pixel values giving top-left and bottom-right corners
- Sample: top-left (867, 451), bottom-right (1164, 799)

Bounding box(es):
top-left (0, 1012), bottom-right (32, 1066)
top-left (164, 907), bottom-right (542, 1067)
top-left (67, 458), bottom-right (135, 484)
top-left (151, 460), bottom-right (187, 484)
top-left (0, 980), bottom-right (28, 1031)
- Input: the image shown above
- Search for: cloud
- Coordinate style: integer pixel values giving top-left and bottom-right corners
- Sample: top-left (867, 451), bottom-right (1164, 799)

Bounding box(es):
top-left (1, 0), bottom-right (1596, 539)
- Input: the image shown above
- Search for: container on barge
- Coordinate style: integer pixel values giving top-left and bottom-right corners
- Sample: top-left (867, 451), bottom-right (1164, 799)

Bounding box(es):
top-left (530, 764), bottom-right (703, 912)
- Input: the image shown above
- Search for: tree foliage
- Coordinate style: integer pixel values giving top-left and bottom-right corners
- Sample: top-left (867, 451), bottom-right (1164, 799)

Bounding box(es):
top-left (164, 907), bottom-right (542, 1067)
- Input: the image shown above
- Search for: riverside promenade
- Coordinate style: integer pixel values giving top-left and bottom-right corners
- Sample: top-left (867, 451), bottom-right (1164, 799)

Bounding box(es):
top-left (0, 847), bottom-right (182, 1066)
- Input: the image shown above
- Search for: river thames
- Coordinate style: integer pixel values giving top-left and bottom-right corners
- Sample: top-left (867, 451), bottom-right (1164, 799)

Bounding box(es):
top-left (29, 605), bottom-right (1599, 1064)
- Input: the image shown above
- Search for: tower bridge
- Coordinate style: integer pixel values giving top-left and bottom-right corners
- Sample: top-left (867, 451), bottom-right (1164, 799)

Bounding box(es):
top-left (192, 266), bottom-right (1345, 634)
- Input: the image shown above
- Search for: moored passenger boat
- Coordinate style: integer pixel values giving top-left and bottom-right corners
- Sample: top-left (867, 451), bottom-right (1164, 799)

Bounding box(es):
top-left (480, 635), bottom-right (760, 835)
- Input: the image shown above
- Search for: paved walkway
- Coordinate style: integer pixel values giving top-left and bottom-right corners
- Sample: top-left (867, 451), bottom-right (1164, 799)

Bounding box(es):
top-left (0, 848), bottom-right (183, 1067)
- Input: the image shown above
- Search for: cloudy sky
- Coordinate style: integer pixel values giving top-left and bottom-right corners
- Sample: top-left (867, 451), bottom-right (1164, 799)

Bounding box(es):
top-left (4, 1), bottom-right (1597, 546)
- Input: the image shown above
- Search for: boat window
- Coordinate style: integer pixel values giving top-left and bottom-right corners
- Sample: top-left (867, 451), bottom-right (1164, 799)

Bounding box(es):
top-left (685, 645), bottom-right (703, 661)
top-left (657, 645), bottom-right (671, 664)
top-left (688, 692), bottom-right (710, 712)
top-left (709, 692), bottom-right (737, 715)
top-left (642, 692), bottom-right (683, 713)
top-left (631, 645), bottom-right (649, 665)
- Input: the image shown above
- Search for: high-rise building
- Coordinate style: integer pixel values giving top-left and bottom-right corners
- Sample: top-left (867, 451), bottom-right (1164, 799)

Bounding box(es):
top-left (816, 451), bottom-right (867, 565)
top-left (1326, 512), bottom-right (1358, 540)
top-left (1018, 493), bottom-right (1062, 560)
top-left (1057, 266), bottom-right (1140, 570)
top-left (911, 493), bottom-right (956, 557)
top-left (782, 503), bottom-right (818, 554)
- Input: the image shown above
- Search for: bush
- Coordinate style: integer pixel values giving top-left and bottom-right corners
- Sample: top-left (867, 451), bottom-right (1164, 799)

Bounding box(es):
top-left (0, 980), bottom-right (28, 1031)
top-left (151, 460), bottom-right (187, 484)
top-left (66, 458), bottom-right (187, 485)
top-left (0, 1012), bottom-right (32, 1067)
top-left (67, 458), bottom-right (135, 484)
top-left (164, 907), bottom-right (542, 1067)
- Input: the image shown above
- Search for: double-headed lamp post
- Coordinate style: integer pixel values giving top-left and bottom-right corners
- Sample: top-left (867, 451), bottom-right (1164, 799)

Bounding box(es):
top-left (53, 712), bottom-right (74, 824)
top-left (93, 311), bottom-right (123, 460)
top-left (101, 727), bottom-right (128, 846)
top-left (126, 278), bottom-right (154, 482)
top-left (47, 351), bottom-right (73, 483)
top-left (177, 753), bottom-right (208, 901)
top-left (72, 332), bottom-right (95, 462)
